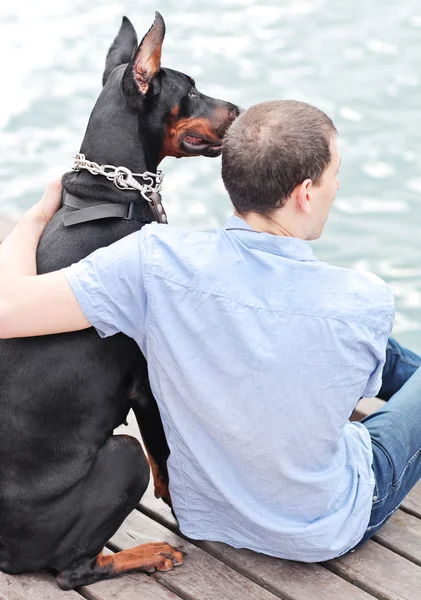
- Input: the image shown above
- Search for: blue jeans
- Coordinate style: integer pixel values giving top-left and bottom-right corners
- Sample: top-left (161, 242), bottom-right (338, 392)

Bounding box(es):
top-left (351, 337), bottom-right (421, 548)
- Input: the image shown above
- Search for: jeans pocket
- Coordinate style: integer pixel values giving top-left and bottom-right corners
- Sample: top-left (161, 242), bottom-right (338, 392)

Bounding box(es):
top-left (372, 480), bottom-right (381, 505)
top-left (372, 484), bottom-right (387, 507)
top-left (370, 439), bottom-right (393, 506)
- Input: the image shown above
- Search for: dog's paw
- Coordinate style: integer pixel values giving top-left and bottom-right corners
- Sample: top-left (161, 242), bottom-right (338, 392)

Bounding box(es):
top-left (140, 542), bottom-right (186, 572)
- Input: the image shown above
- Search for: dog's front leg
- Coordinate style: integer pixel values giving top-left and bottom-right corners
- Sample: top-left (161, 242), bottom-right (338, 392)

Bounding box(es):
top-left (127, 367), bottom-right (172, 507)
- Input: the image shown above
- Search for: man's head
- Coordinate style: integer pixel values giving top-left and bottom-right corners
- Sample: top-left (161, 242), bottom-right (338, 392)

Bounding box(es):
top-left (221, 100), bottom-right (340, 240)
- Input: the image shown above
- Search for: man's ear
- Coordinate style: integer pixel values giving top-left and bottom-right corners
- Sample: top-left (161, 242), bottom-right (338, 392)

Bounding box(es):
top-left (102, 17), bottom-right (138, 86)
top-left (129, 11), bottom-right (166, 96)
top-left (296, 179), bottom-right (312, 215)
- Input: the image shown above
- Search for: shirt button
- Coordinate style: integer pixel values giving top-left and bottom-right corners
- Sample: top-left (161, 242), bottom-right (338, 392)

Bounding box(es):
top-left (373, 495), bottom-right (378, 501)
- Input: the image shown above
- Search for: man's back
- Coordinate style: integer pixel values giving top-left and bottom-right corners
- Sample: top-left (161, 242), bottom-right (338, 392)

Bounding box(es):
top-left (142, 216), bottom-right (393, 560)
top-left (65, 215), bottom-right (394, 561)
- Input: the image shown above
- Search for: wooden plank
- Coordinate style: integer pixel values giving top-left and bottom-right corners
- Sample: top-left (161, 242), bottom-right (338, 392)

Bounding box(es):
top-left (82, 573), bottom-right (183, 600)
top-left (373, 509), bottom-right (421, 566)
top-left (140, 488), bottom-right (376, 600)
top-left (0, 570), bottom-right (81, 600)
top-left (401, 481), bottom-right (421, 517)
top-left (326, 539), bottom-right (421, 600)
top-left (109, 509), bottom-right (280, 600)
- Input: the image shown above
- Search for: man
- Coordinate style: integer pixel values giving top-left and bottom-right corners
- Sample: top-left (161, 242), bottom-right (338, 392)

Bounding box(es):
top-left (1, 99), bottom-right (420, 560)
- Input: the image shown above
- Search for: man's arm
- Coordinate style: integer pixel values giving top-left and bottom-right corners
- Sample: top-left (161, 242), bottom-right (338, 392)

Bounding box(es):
top-left (0, 180), bottom-right (90, 338)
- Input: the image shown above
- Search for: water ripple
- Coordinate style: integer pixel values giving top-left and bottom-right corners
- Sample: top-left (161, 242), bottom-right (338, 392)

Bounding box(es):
top-left (2, 0), bottom-right (421, 350)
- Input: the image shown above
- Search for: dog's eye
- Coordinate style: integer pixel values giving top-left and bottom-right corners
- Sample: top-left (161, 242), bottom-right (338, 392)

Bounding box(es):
top-left (188, 90), bottom-right (197, 98)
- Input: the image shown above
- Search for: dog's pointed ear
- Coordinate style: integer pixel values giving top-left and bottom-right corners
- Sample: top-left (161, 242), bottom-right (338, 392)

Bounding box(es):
top-left (102, 16), bottom-right (138, 86)
top-left (131, 12), bottom-right (165, 96)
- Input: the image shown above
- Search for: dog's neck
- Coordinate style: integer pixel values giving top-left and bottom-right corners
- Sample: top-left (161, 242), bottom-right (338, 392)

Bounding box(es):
top-left (62, 71), bottom-right (161, 205)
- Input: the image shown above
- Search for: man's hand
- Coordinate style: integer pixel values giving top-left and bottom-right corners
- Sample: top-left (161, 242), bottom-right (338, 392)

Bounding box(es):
top-left (28, 177), bottom-right (63, 226)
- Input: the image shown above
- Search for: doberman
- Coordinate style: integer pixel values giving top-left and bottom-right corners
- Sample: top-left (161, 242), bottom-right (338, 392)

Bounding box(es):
top-left (0, 13), bottom-right (239, 590)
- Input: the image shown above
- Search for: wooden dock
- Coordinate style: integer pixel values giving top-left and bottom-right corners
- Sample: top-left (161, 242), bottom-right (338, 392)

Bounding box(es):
top-left (1, 219), bottom-right (421, 599)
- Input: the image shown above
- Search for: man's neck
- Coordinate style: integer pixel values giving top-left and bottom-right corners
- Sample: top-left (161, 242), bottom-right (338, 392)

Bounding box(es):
top-left (236, 211), bottom-right (296, 238)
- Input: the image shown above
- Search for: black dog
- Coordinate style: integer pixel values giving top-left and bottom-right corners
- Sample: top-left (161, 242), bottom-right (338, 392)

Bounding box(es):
top-left (0, 13), bottom-right (239, 590)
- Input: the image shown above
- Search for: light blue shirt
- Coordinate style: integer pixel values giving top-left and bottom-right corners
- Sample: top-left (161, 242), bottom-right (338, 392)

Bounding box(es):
top-left (63, 215), bottom-right (394, 561)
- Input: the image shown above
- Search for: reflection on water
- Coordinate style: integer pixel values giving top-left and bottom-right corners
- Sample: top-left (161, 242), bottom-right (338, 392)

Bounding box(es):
top-left (2, 0), bottom-right (421, 350)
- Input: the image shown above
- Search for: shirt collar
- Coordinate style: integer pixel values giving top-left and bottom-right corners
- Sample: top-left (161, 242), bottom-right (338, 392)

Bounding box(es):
top-left (224, 215), bottom-right (255, 232)
top-left (223, 215), bottom-right (318, 262)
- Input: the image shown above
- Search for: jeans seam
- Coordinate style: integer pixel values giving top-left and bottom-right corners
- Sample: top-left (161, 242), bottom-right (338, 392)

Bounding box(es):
top-left (392, 446), bottom-right (421, 490)
top-left (366, 503), bottom-right (402, 532)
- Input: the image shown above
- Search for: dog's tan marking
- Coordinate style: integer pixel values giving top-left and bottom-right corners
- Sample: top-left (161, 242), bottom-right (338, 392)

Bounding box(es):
top-left (159, 114), bottom-right (227, 162)
top-left (146, 449), bottom-right (172, 506)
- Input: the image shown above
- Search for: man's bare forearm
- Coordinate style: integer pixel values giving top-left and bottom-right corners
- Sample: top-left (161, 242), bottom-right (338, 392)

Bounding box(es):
top-left (0, 207), bottom-right (50, 337)
top-left (0, 180), bottom-right (90, 339)
top-left (0, 178), bottom-right (62, 286)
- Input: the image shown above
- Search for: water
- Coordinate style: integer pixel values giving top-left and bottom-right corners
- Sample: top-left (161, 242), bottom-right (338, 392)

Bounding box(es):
top-left (1, 0), bottom-right (421, 352)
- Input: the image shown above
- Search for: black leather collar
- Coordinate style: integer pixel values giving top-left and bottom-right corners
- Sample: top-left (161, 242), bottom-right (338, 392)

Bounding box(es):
top-left (61, 190), bottom-right (155, 227)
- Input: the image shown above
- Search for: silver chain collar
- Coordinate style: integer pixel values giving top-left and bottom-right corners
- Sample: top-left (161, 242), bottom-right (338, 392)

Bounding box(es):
top-left (71, 153), bottom-right (167, 223)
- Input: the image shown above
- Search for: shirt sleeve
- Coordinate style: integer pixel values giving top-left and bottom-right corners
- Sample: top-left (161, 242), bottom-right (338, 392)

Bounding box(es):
top-left (62, 228), bottom-right (149, 345)
top-left (361, 284), bottom-right (395, 398)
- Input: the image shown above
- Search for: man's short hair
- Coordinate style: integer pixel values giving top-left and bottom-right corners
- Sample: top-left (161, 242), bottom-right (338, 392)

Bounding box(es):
top-left (221, 100), bottom-right (337, 216)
